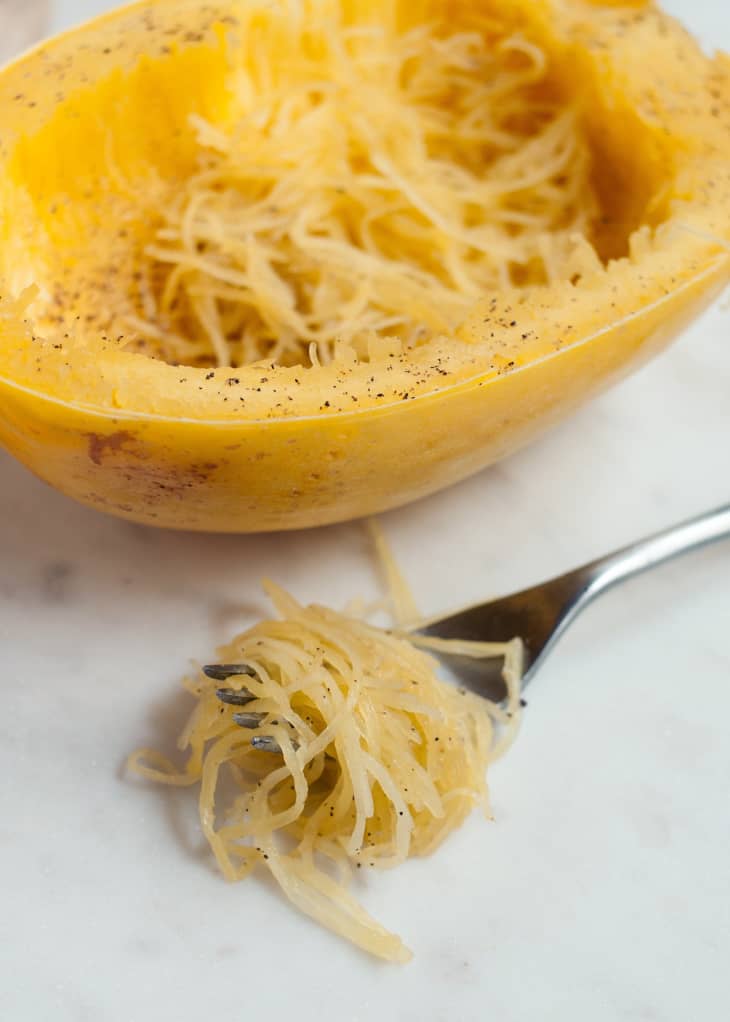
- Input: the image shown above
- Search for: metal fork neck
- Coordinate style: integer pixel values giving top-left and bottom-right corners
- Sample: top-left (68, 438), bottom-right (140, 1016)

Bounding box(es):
top-left (580, 503), bottom-right (730, 603)
top-left (519, 503), bottom-right (730, 687)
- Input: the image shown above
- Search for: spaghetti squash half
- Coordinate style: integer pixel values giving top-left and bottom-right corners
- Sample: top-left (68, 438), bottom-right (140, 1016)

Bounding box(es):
top-left (0, 0), bottom-right (728, 530)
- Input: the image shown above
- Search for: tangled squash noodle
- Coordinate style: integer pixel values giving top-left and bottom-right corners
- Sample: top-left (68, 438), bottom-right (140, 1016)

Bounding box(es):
top-left (129, 577), bottom-right (522, 962)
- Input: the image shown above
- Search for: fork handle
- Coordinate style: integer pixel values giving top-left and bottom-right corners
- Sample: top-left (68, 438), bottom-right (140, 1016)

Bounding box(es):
top-left (582, 503), bottom-right (730, 599)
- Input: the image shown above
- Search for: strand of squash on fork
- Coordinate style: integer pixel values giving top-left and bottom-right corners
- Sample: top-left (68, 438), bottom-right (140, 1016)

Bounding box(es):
top-left (126, 520), bottom-right (523, 961)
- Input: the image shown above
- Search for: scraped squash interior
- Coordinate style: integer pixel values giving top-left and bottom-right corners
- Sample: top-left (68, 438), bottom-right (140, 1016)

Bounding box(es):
top-left (125, 10), bottom-right (607, 369)
top-left (1, 0), bottom-right (728, 427)
top-left (1, 0), bottom-right (660, 374)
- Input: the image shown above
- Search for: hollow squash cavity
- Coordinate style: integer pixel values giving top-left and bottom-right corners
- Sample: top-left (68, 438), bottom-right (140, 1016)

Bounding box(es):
top-left (3, 0), bottom-right (673, 376)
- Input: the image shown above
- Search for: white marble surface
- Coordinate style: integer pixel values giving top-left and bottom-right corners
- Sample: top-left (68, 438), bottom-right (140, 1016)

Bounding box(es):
top-left (1, 2), bottom-right (729, 1019)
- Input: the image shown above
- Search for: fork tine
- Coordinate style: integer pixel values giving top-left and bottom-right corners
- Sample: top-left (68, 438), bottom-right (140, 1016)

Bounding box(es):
top-left (216, 687), bottom-right (256, 706)
top-left (203, 663), bottom-right (257, 681)
top-left (232, 711), bottom-right (267, 729)
top-left (251, 735), bottom-right (283, 753)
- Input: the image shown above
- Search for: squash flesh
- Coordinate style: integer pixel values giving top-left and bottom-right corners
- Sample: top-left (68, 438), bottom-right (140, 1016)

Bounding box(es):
top-left (0, 0), bottom-right (728, 531)
top-left (123, 11), bottom-right (601, 369)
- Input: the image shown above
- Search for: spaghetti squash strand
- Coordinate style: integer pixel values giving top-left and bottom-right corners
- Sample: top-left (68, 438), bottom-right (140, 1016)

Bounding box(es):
top-left (129, 581), bottom-right (523, 962)
top-left (128, 1), bottom-right (599, 367)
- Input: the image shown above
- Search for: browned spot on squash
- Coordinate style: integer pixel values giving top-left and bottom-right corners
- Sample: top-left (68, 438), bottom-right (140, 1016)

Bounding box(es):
top-left (86, 430), bottom-right (134, 465)
top-left (107, 459), bottom-right (221, 505)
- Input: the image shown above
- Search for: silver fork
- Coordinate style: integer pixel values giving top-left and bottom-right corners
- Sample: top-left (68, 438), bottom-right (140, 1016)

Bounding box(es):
top-left (207, 504), bottom-right (730, 745)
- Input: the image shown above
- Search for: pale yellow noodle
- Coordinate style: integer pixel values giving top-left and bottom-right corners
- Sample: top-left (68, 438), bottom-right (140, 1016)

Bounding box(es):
top-left (128, 529), bottom-right (523, 962)
top-left (127, 1), bottom-right (598, 367)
